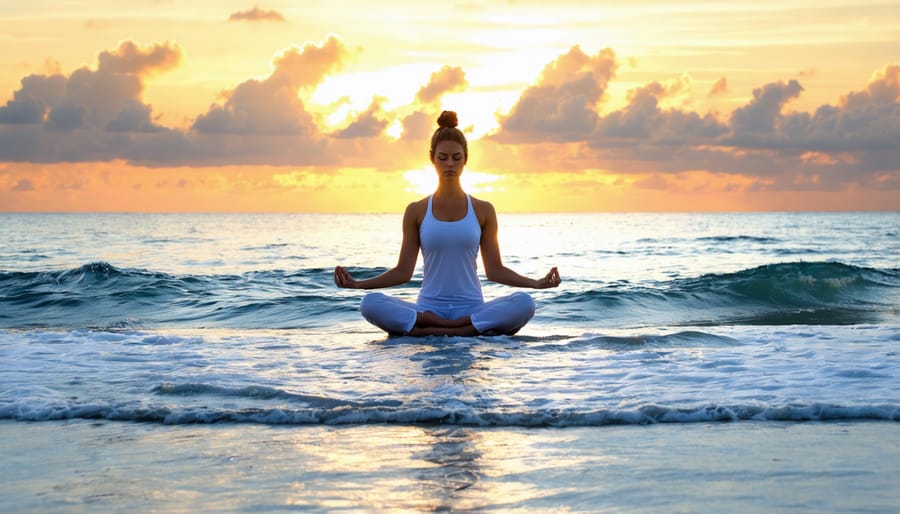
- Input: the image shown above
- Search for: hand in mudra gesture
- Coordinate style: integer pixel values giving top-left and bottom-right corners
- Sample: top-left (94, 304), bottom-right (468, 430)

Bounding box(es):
top-left (535, 267), bottom-right (561, 289)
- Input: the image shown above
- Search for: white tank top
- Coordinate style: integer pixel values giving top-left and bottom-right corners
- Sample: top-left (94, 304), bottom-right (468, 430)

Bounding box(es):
top-left (417, 194), bottom-right (484, 309)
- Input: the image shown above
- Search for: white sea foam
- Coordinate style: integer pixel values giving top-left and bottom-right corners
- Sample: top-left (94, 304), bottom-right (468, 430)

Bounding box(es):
top-left (1, 323), bottom-right (897, 426)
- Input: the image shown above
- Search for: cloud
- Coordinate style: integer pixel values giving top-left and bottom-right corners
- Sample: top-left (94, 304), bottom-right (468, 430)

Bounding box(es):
top-left (268, 35), bottom-right (349, 90)
top-left (0, 38), bottom-right (348, 166)
top-left (228, 7), bottom-right (286, 22)
top-left (632, 174), bottom-right (668, 190)
top-left (1, 36), bottom-right (897, 193)
top-left (415, 65), bottom-right (468, 104)
top-left (729, 79), bottom-right (804, 134)
top-left (45, 104), bottom-right (86, 131)
top-left (0, 74), bottom-right (66, 124)
top-left (724, 66), bottom-right (900, 157)
top-left (96, 40), bottom-right (181, 76)
top-left (105, 100), bottom-right (166, 133)
top-left (401, 111), bottom-right (432, 141)
top-left (596, 80), bottom-right (727, 142)
top-left (192, 35), bottom-right (348, 135)
top-left (494, 46), bottom-right (617, 142)
top-left (0, 40), bottom-right (181, 133)
top-left (628, 67), bottom-right (900, 187)
top-left (334, 98), bottom-right (389, 139)
top-left (488, 46), bottom-right (899, 190)
top-left (11, 178), bottom-right (34, 191)
top-left (191, 77), bottom-right (316, 135)
top-left (842, 64), bottom-right (899, 108)
top-left (708, 77), bottom-right (728, 97)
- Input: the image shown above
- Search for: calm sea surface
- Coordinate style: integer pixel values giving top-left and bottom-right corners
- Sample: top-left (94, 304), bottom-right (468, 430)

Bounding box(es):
top-left (1, 211), bottom-right (898, 512)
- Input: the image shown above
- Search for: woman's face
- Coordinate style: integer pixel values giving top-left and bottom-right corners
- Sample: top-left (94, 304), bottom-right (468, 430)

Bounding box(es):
top-left (432, 140), bottom-right (467, 182)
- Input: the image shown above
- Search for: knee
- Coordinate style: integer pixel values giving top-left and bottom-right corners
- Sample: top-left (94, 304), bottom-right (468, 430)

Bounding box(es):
top-left (359, 292), bottom-right (415, 336)
top-left (511, 292), bottom-right (536, 318)
top-left (359, 292), bottom-right (387, 318)
top-left (473, 292), bottom-right (536, 336)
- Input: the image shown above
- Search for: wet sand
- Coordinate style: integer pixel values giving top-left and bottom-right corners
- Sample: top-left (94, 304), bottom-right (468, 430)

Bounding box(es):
top-left (2, 420), bottom-right (898, 513)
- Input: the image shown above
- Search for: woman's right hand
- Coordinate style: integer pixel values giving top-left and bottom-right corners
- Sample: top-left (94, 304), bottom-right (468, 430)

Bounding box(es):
top-left (333, 266), bottom-right (358, 289)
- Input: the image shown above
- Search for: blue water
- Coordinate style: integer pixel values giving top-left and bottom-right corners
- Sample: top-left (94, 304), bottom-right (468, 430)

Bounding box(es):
top-left (1, 212), bottom-right (898, 428)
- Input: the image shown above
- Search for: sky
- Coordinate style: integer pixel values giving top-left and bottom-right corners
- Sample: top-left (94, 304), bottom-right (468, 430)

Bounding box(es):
top-left (1, 0), bottom-right (898, 212)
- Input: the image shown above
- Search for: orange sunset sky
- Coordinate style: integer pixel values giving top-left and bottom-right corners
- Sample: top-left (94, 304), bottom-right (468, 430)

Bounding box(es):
top-left (1, 0), bottom-right (898, 212)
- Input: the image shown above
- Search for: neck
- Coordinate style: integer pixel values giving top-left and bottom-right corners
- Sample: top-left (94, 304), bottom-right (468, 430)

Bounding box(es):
top-left (434, 181), bottom-right (465, 198)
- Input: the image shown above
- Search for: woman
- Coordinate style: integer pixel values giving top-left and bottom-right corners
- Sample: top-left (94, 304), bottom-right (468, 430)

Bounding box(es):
top-left (334, 111), bottom-right (561, 336)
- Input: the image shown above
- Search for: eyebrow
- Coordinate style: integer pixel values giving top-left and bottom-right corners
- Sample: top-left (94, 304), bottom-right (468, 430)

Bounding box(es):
top-left (438, 152), bottom-right (464, 158)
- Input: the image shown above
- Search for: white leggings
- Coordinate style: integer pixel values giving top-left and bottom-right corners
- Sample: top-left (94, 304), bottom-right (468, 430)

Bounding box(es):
top-left (359, 291), bottom-right (536, 336)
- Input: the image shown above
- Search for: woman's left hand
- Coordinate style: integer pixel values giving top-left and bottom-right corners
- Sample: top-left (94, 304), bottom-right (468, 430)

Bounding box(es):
top-left (535, 267), bottom-right (561, 289)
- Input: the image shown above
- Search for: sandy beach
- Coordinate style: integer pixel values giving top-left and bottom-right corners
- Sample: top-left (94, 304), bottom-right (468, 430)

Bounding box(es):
top-left (2, 419), bottom-right (897, 513)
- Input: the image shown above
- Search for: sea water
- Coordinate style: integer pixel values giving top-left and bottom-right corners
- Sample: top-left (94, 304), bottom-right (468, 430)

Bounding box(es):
top-left (1, 212), bottom-right (898, 512)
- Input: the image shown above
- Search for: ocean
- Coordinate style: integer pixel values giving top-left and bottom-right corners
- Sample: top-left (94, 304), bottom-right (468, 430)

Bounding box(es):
top-left (1, 211), bottom-right (898, 512)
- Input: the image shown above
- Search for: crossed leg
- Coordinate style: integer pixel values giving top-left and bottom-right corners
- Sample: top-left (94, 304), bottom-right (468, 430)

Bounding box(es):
top-left (360, 291), bottom-right (535, 337)
top-left (409, 311), bottom-right (479, 337)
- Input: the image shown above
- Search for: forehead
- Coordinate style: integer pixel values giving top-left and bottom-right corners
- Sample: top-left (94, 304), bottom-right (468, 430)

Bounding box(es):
top-left (434, 140), bottom-right (465, 154)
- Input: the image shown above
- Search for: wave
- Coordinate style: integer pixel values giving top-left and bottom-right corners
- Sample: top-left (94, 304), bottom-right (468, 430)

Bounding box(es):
top-left (522, 330), bottom-right (741, 351)
top-left (1, 261), bottom-right (897, 330)
top-left (1, 399), bottom-right (896, 426)
top-left (0, 262), bottom-right (356, 330)
top-left (151, 383), bottom-right (401, 408)
top-left (696, 235), bottom-right (781, 244)
top-left (549, 261), bottom-right (900, 327)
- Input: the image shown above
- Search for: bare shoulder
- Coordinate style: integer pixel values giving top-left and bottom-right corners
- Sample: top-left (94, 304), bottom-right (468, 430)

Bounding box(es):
top-left (404, 197), bottom-right (429, 225)
top-left (470, 196), bottom-right (497, 226)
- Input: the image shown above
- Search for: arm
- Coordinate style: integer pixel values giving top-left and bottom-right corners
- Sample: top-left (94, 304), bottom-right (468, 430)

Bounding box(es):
top-left (334, 202), bottom-right (421, 289)
top-left (479, 201), bottom-right (561, 289)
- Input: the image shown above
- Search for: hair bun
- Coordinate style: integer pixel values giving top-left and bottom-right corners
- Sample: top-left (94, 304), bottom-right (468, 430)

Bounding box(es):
top-left (437, 110), bottom-right (458, 129)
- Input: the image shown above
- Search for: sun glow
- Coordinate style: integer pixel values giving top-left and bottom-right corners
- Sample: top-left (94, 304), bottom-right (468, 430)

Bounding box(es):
top-left (312, 63), bottom-right (443, 110)
top-left (403, 166), bottom-right (504, 195)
